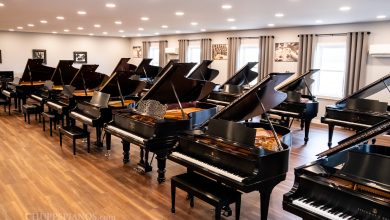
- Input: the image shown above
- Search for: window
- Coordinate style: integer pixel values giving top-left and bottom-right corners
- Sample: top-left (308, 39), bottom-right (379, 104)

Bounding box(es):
top-left (313, 39), bottom-right (347, 98)
top-left (149, 46), bottom-right (159, 66)
top-left (238, 40), bottom-right (259, 85)
top-left (187, 46), bottom-right (201, 63)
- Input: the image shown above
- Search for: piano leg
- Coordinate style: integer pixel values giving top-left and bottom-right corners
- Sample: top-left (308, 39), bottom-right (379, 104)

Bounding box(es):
top-left (258, 176), bottom-right (284, 220)
top-left (327, 124), bottom-right (335, 148)
top-left (300, 119), bottom-right (304, 130)
top-left (95, 126), bottom-right (103, 147)
top-left (303, 119), bottom-right (312, 144)
top-left (137, 149), bottom-right (152, 173)
top-left (105, 132), bottom-right (111, 157)
top-left (156, 152), bottom-right (167, 183)
top-left (122, 140), bottom-right (130, 164)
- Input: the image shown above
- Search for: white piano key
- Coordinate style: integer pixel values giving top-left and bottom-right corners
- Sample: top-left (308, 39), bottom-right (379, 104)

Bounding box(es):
top-left (322, 118), bottom-right (371, 128)
top-left (106, 125), bottom-right (145, 143)
top-left (269, 109), bottom-right (300, 116)
top-left (70, 111), bottom-right (93, 124)
top-left (47, 101), bottom-right (63, 110)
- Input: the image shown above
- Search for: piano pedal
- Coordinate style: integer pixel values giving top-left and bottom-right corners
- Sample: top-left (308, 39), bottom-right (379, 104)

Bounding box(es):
top-left (136, 163), bottom-right (153, 174)
top-left (221, 206), bottom-right (232, 217)
top-left (104, 150), bottom-right (111, 159)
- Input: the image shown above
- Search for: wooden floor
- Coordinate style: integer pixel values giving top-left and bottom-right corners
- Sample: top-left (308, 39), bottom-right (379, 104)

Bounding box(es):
top-left (0, 109), bottom-right (389, 220)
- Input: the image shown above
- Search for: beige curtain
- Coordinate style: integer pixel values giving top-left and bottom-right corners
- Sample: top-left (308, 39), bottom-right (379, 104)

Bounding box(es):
top-left (200, 38), bottom-right (212, 61)
top-left (258, 36), bottom-right (274, 79)
top-left (178, 39), bottom-right (189, 62)
top-left (159, 41), bottom-right (168, 66)
top-left (297, 34), bottom-right (316, 74)
top-left (345, 32), bottom-right (369, 96)
top-left (227, 37), bottom-right (241, 78)
top-left (142, 41), bottom-right (150, 58)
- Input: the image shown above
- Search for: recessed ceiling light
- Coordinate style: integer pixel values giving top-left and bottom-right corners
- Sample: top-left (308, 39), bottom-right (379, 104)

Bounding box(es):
top-left (0, 3), bottom-right (4, 7)
top-left (89, 33), bottom-right (94, 36)
top-left (56, 16), bottom-right (64, 20)
top-left (27, 24), bottom-right (35, 27)
top-left (222, 4), bottom-right (232, 9)
top-left (268, 23), bottom-right (275, 27)
top-left (105, 3), bottom-right (116, 8)
top-left (339, 6), bottom-right (351, 11)
top-left (121, 35), bottom-right (126, 38)
top-left (64, 29), bottom-right (69, 32)
top-left (40, 20), bottom-right (48, 24)
top-left (227, 18), bottom-right (235, 22)
top-left (77, 11), bottom-right (87, 15)
top-left (9, 29), bottom-right (14, 31)
top-left (114, 21), bottom-right (122, 25)
top-left (191, 22), bottom-right (198, 26)
top-left (377, 15), bottom-right (387, 19)
top-left (138, 27), bottom-right (144, 31)
top-left (315, 19), bottom-right (323, 23)
top-left (275, 13), bottom-right (284, 17)
top-left (17, 26), bottom-right (23, 30)
top-left (175, 11), bottom-right (184, 16)
top-left (175, 30), bottom-right (181, 33)
top-left (230, 26), bottom-right (237, 30)
top-left (161, 25), bottom-right (168, 28)
top-left (137, 33), bottom-right (142, 36)
top-left (102, 32), bottom-right (108, 35)
top-left (141, 17), bottom-right (149, 21)
top-left (94, 24), bottom-right (101, 28)
top-left (118, 30), bottom-right (124, 33)
top-left (52, 31), bottom-right (57, 34)
top-left (77, 27), bottom-right (84, 30)
top-left (200, 29), bottom-right (206, 32)
top-left (154, 32), bottom-right (160, 35)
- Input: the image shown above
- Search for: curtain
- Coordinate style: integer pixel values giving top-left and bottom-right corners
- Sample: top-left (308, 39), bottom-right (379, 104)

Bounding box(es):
top-left (200, 38), bottom-right (212, 61)
top-left (297, 34), bottom-right (316, 74)
top-left (178, 39), bottom-right (189, 62)
top-left (142, 41), bottom-right (150, 58)
top-left (258, 36), bottom-right (274, 79)
top-left (159, 41), bottom-right (168, 66)
top-left (345, 32), bottom-right (369, 96)
top-left (227, 37), bottom-right (241, 78)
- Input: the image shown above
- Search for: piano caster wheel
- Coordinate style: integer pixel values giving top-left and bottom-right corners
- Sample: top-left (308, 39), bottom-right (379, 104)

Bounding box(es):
top-left (222, 206), bottom-right (232, 217)
top-left (105, 151), bottom-right (111, 158)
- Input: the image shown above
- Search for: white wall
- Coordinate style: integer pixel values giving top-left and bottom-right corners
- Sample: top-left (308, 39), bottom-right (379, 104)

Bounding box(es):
top-left (0, 31), bottom-right (132, 77)
top-left (130, 21), bottom-right (390, 122)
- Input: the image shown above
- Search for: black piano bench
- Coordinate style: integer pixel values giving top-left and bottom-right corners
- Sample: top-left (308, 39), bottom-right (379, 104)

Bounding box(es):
top-left (171, 172), bottom-right (241, 220)
top-left (0, 96), bottom-right (10, 115)
top-left (41, 112), bottom-right (57, 136)
top-left (22, 104), bottom-right (42, 124)
top-left (58, 126), bottom-right (90, 155)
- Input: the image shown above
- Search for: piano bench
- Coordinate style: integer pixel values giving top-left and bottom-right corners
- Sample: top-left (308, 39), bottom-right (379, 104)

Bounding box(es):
top-left (0, 97), bottom-right (10, 115)
top-left (58, 126), bottom-right (90, 155)
top-left (171, 172), bottom-right (241, 220)
top-left (22, 104), bottom-right (42, 124)
top-left (41, 112), bottom-right (57, 136)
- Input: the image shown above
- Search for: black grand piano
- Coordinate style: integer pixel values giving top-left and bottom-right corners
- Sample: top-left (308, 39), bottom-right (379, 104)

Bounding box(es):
top-left (283, 118), bottom-right (390, 220)
top-left (104, 62), bottom-right (218, 183)
top-left (321, 73), bottom-right (390, 147)
top-left (169, 72), bottom-right (293, 220)
top-left (132, 58), bottom-right (162, 81)
top-left (2, 59), bottom-right (55, 111)
top-left (206, 62), bottom-right (258, 106)
top-left (268, 69), bottom-right (320, 143)
top-left (186, 60), bottom-right (219, 81)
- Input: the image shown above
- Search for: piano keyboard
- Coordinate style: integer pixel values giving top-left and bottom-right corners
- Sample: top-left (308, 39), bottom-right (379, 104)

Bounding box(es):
top-left (106, 125), bottom-right (145, 144)
top-left (70, 112), bottom-right (93, 124)
top-left (269, 109), bottom-right (300, 116)
top-left (322, 118), bottom-right (371, 128)
top-left (47, 101), bottom-right (63, 110)
top-left (170, 152), bottom-right (245, 182)
top-left (206, 99), bottom-right (230, 106)
top-left (31, 94), bottom-right (43, 102)
top-left (292, 197), bottom-right (356, 220)
top-left (2, 90), bottom-right (11, 97)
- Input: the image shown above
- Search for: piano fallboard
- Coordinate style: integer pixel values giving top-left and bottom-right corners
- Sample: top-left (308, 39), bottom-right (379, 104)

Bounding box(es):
top-left (271, 100), bottom-right (319, 119)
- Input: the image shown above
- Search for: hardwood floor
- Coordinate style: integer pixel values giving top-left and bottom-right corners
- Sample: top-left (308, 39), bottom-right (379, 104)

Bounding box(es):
top-left (0, 110), bottom-right (388, 220)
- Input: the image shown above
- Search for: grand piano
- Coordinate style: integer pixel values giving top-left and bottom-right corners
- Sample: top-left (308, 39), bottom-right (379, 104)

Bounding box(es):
top-left (3, 59), bottom-right (55, 111)
top-left (268, 69), bottom-right (320, 143)
top-left (321, 73), bottom-right (390, 147)
top-left (283, 118), bottom-right (390, 220)
top-left (104, 62), bottom-right (218, 183)
top-left (206, 62), bottom-right (258, 106)
top-left (132, 58), bottom-right (161, 81)
top-left (169, 72), bottom-right (293, 220)
top-left (186, 60), bottom-right (219, 81)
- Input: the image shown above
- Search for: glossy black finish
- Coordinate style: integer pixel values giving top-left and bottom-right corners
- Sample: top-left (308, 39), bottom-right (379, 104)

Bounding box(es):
top-left (51, 60), bottom-right (79, 86)
top-left (221, 62), bottom-right (258, 87)
top-left (19, 59), bottom-right (55, 83)
top-left (132, 58), bottom-right (162, 79)
top-left (186, 60), bottom-right (219, 81)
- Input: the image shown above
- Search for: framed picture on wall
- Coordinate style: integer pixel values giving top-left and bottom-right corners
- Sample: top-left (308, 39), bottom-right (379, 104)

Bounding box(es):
top-left (274, 42), bottom-right (299, 62)
top-left (212, 44), bottom-right (228, 60)
top-left (132, 46), bottom-right (142, 58)
top-left (73, 51), bottom-right (87, 63)
top-left (32, 49), bottom-right (47, 64)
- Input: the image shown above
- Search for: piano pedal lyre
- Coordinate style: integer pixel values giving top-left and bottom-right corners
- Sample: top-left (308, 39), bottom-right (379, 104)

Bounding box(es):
top-left (222, 205), bottom-right (232, 217)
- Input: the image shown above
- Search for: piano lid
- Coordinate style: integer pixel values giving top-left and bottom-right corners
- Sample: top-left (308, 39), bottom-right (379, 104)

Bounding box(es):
top-left (140, 62), bottom-right (216, 104)
top-left (20, 59), bottom-right (55, 82)
top-left (50, 60), bottom-right (78, 86)
top-left (69, 64), bottom-right (99, 90)
top-left (113, 58), bottom-right (137, 73)
top-left (336, 73), bottom-right (390, 106)
top-left (276, 69), bottom-right (320, 92)
top-left (186, 60), bottom-right (219, 81)
top-left (89, 91), bottom-right (111, 108)
top-left (221, 62), bottom-right (258, 87)
top-left (99, 70), bottom-right (146, 97)
top-left (211, 72), bottom-right (292, 122)
top-left (156, 59), bottom-right (179, 78)
top-left (317, 118), bottom-right (390, 158)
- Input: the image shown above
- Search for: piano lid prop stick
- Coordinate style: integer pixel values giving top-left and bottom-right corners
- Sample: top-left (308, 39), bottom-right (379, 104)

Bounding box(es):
top-left (170, 82), bottom-right (187, 120)
top-left (116, 74), bottom-right (125, 107)
top-left (303, 78), bottom-right (313, 97)
top-left (59, 68), bottom-right (65, 87)
top-left (259, 101), bottom-right (284, 151)
top-left (384, 79), bottom-right (390, 93)
top-left (80, 71), bottom-right (88, 96)
top-left (27, 64), bottom-right (33, 85)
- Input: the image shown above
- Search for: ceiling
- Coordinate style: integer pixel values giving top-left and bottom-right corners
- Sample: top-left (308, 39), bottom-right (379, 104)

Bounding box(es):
top-left (0, 0), bottom-right (389, 38)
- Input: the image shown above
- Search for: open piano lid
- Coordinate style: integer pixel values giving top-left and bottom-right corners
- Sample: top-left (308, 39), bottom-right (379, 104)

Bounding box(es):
top-left (21, 59), bottom-right (55, 82)
top-left (140, 62), bottom-right (216, 104)
top-left (50, 60), bottom-right (78, 85)
top-left (133, 58), bottom-right (152, 75)
top-left (211, 72), bottom-right (292, 122)
top-left (186, 60), bottom-right (219, 81)
top-left (221, 62), bottom-right (258, 87)
top-left (69, 64), bottom-right (99, 90)
top-left (276, 69), bottom-right (319, 92)
top-left (99, 69), bottom-right (146, 97)
top-left (114, 58), bottom-right (137, 73)
top-left (336, 73), bottom-right (390, 106)
top-left (155, 59), bottom-right (179, 78)
top-left (317, 118), bottom-right (390, 158)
